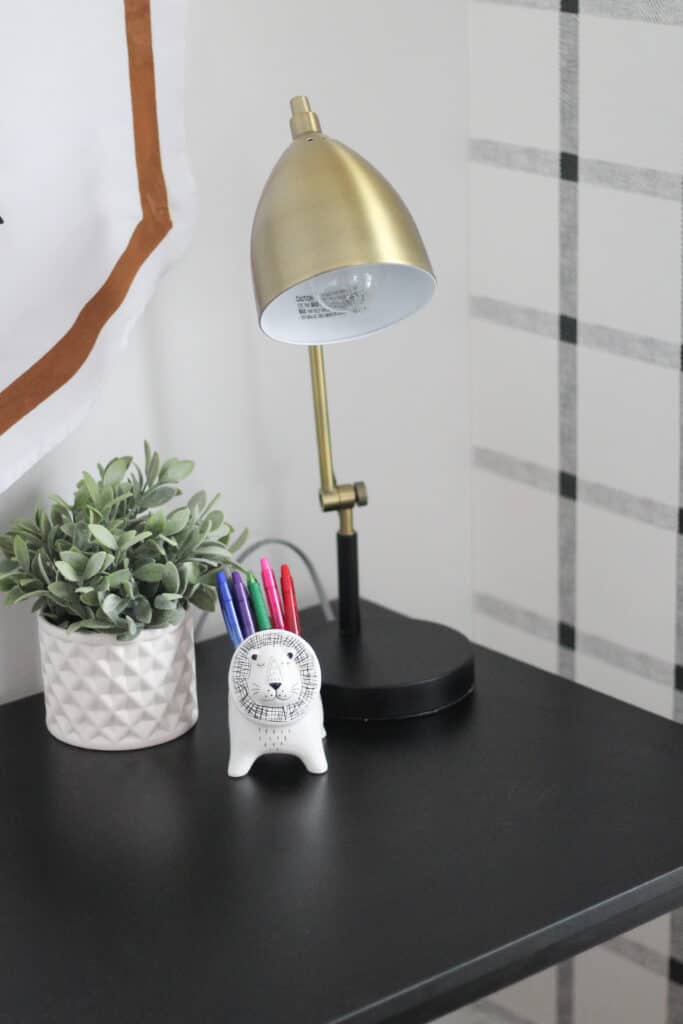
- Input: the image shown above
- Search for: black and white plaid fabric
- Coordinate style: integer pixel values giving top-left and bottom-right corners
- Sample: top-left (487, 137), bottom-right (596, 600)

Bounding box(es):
top-left (467, 1), bottom-right (683, 1022)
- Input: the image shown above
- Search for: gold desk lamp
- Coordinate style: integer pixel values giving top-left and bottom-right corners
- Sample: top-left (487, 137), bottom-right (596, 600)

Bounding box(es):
top-left (251, 97), bottom-right (473, 719)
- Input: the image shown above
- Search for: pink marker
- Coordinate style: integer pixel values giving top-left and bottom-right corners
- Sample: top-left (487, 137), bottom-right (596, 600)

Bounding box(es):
top-left (260, 557), bottom-right (285, 629)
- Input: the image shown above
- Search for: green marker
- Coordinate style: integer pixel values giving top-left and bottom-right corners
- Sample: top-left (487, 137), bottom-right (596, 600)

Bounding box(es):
top-left (247, 571), bottom-right (271, 630)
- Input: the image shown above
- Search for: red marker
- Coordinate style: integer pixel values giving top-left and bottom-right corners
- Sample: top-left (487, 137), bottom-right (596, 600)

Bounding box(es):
top-left (281, 564), bottom-right (302, 636)
top-left (260, 557), bottom-right (285, 629)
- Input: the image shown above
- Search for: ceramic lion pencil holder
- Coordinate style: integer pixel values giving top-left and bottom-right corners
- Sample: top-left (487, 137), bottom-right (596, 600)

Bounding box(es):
top-left (227, 629), bottom-right (327, 778)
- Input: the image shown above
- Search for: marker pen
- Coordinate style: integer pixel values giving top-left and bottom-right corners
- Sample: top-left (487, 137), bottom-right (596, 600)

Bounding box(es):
top-left (216, 569), bottom-right (244, 648)
top-left (260, 557), bottom-right (285, 629)
top-left (280, 563), bottom-right (302, 635)
top-left (247, 571), bottom-right (272, 631)
top-left (231, 571), bottom-right (256, 638)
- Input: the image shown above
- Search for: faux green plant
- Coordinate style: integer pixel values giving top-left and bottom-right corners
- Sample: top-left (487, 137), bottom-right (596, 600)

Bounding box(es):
top-left (0, 443), bottom-right (246, 640)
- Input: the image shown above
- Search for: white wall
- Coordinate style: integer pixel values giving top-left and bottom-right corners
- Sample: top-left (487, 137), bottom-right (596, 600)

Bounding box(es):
top-left (0, 0), bottom-right (470, 703)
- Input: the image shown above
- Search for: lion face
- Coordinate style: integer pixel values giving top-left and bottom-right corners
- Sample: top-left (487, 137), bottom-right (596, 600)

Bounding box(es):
top-left (229, 630), bottom-right (321, 725)
top-left (244, 646), bottom-right (303, 707)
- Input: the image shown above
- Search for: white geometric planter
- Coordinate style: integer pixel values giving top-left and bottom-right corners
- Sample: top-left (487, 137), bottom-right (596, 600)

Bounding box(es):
top-left (38, 611), bottom-right (198, 751)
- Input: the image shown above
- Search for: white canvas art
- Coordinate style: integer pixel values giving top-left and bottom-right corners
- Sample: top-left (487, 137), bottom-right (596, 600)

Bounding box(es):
top-left (0, 0), bottom-right (195, 493)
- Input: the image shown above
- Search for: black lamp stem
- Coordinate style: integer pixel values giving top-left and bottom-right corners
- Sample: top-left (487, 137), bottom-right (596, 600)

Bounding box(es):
top-left (309, 344), bottom-right (367, 639)
top-left (337, 530), bottom-right (361, 636)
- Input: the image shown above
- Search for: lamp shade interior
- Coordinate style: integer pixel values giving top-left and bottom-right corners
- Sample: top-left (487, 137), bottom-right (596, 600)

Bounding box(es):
top-left (260, 262), bottom-right (436, 344)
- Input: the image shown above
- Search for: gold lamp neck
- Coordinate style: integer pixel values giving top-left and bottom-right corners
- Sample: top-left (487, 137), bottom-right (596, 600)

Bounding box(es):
top-left (289, 95), bottom-right (321, 139)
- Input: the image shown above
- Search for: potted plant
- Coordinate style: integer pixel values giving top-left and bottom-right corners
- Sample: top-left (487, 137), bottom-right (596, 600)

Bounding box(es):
top-left (0, 444), bottom-right (245, 751)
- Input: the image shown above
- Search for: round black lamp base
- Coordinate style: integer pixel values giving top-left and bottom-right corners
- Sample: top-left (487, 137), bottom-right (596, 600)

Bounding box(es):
top-left (304, 599), bottom-right (475, 721)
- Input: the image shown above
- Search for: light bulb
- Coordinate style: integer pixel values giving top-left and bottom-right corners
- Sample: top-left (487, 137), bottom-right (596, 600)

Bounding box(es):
top-left (315, 270), bottom-right (374, 315)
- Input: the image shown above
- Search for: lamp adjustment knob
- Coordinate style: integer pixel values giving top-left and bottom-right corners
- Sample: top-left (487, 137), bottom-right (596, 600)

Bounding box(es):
top-left (318, 482), bottom-right (368, 512)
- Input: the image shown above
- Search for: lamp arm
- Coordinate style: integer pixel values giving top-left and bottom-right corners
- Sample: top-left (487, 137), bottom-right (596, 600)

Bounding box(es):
top-left (308, 345), bottom-right (337, 500)
top-left (308, 345), bottom-right (367, 635)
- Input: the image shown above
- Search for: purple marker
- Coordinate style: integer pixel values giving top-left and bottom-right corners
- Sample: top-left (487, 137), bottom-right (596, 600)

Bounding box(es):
top-left (231, 571), bottom-right (256, 637)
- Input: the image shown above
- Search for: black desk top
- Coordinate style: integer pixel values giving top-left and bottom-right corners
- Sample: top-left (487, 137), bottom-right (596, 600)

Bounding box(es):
top-left (2, 606), bottom-right (683, 1024)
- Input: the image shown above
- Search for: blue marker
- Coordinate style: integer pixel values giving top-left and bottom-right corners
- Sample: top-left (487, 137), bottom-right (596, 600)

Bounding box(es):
top-left (216, 569), bottom-right (244, 648)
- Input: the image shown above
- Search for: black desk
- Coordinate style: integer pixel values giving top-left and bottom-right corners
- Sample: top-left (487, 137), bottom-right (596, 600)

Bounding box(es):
top-left (2, 605), bottom-right (683, 1024)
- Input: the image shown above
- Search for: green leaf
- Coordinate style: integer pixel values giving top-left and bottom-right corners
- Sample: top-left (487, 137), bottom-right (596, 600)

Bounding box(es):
top-left (100, 593), bottom-right (125, 623)
top-left (84, 550), bottom-right (109, 580)
top-left (82, 471), bottom-right (100, 504)
top-left (146, 539), bottom-right (169, 559)
top-left (230, 527), bottom-right (249, 553)
top-left (102, 490), bottom-right (133, 513)
top-left (17, 577), bottom-right (41, 590)
top-left (117, 532), bottom-right (139, 548)
top-left (206, 510), bottom-right (225, 533)
top-left (35, 552), bottom-right (52, 585)
top-left (0, 577), bottom-right (17, 592)
top-left (13, 535), bottom-right (30, 573)
top-left (47, 581), bottom-right (74, 602)
top-left (59, 550), bottom-right (87, 573)
top-left (104, 569), bottom-right (131, 588)
top-left (197, 568), bottom-right (220, 586)
top-left (72, 523), bottom-right (90, 550)
top-left (188, 491), bottom-right (207, 517)
top-left (154, 592), bottom-right (182, 610)
top-left (49, 494), bottom-right (73, 517)
top-left (13, 517), bottom-right (40, 537)
top-left (189, 585), bottom-right (216, 612)
top-left (118, 530), bottom-right (152, 551)
top-left (131, 595), bottom-right (153, 624)
top-left (177, 526), bottom-right (200, 554)
top-left (157, 534), bottom-right (178, 549)
top-left (133, 563), bottom-right (165, 583)
top-left (36, 508), bottom-right (50, 538)
top-left (66, 619), bottom-right (116, 634)
top-left (196, 543), bottom-right (231, 561)
top-left (148, 451), bottom-right (160, 486)
top-left (145, 510), bottom-right (166, 535)
top-left (179, 561), bottom-right (200, 588)
top-left (199, 494), bottom-right (221, 520)
top-left (102, 456), bottom-right (132, 487)
top-left (89, 523), bottom-right (117, 550)
top-left (139, 485), bottom-right (179, 510)
top-left (59, 521), bottom-right (74, 541)
top-left (161, 562), bottom-right (180, 593)
top-left (55, 560), bottom-right (80, 583)
top-left (99, 485), bottom-right (114, 511)
top-left (122, 615), bottom-right (140, 640)
top-left (165, 508), bottom-right (190, 536)
top-left (158, 459), bottom-right (194, 484)
top-left (151, 608), bottom-right (184, 628)
top-left (6, 587), bottom-right (44, 606)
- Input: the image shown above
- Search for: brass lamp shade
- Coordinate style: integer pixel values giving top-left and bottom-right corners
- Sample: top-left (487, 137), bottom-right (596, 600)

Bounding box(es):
top-left (251, 97), bottom-right (435, 344)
